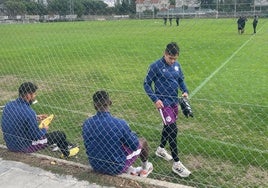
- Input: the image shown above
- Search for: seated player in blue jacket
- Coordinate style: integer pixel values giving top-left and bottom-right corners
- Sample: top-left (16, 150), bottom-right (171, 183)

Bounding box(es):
top-left (82, 90), bottom-right (153, 177)
top-left (1, 82), bottom-right (79, 158)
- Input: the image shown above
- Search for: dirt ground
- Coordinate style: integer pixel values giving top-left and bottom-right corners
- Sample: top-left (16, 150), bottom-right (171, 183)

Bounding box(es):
top-left (0, 147), bottom-right (164, 188)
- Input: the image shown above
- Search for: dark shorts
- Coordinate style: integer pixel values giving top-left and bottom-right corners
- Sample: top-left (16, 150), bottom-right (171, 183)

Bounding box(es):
top-left (121, 143), bottom-right (142, 173)
top-left (159, 105), bottom-right (178, 125)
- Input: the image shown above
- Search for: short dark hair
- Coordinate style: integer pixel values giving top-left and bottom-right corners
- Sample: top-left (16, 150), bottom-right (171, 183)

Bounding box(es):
top-left (19, 82), bottom-right (38, 97)
top-left (93, 90), bottom-right (110, 108)
top-left (165, 42), bottom-right (180, 56)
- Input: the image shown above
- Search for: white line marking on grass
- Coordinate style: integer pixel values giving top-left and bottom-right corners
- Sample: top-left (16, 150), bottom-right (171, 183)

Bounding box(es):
top-left (37, 103), bottom-right (267, 155)
top-left (190, 36), bottom-right (255, 99)
top-left (195, 98), bottom-right (268, 108)
top-left (185, 133), bottom-right (268, 154)
top-left (41, 104), bottom-right (91, 116)
top-left (134, 123), bottom-right (268, 154)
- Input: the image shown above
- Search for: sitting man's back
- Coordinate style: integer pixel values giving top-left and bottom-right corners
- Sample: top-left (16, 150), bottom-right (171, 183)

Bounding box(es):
top-left (82, 90), bottom-right (153, 177)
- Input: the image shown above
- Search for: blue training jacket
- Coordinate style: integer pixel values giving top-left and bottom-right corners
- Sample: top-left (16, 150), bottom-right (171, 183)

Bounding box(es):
top-left (82, 111), bottom-right (139, 175)
top-left (144, 56), bottom-right (188, 106)
top-left (1, 98), bottom-right (47, 151)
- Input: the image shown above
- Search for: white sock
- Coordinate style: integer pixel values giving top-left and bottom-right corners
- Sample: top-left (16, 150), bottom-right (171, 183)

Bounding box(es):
top-left (142, 161), bottom-right (148, 169)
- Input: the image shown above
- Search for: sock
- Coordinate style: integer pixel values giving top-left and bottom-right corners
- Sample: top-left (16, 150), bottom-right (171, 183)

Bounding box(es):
top-left (142, 160), bottom-right (148, 169)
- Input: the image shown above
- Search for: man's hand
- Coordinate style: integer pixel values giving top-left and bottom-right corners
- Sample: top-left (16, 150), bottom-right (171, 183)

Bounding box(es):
top-left (155, 100), bottom-right (164, 109)
top-left (37, 114), bottom-right (48, 122)
top-left (182, 92), bottom-right (188, 98)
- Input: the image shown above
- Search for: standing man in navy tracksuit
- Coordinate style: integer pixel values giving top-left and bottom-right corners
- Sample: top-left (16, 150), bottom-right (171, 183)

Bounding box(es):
top-left (144, 42), bottom-right (191, 178)
top-left (253, 15), bottom-right (258, 34)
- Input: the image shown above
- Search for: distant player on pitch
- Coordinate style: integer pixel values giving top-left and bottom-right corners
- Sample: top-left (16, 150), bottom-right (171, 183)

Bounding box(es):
top-left (237, 16), bottom-right (243, 34)
top-left (144, 42), bottom-right (191, 177)
top-left (253, 15), bottom-right (258, 34)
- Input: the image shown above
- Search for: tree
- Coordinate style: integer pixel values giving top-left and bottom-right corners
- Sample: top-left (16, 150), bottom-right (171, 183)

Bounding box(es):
top-left (47, 0), bottom-right (69, 15)
top-left (169, 0), bottom-right (175, 6)
top-left (129, 0), bottom-right (136, 14)
top-left (73, 0), bottom-right (85, 17)
top-left (4, 0), bottom-right (26, 16)
top-left (24, 1), bottom-right (47, 15)
top-left (200, 0), bottom-right (216, 9)
top-left (115, 0), bottom-right (135, 15)
top-left (81, 0), bottom-right (108, 15)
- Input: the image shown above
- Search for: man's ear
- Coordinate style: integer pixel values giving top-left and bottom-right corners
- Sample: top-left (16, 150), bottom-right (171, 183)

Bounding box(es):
top-left (24, 93), bottom-right (31, 102)
top-left (109, 100), bottom-right (112, 106)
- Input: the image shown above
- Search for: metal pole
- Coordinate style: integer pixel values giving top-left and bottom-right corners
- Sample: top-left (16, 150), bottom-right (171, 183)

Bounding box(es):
top-left (216, 0), bottom-right (218, 18)
top-left (254, 0), bottom-right (255, 15)
top-left (234, 0), bottom-right (237, 17)
top-left (182, 0), bottom-right (184, 18)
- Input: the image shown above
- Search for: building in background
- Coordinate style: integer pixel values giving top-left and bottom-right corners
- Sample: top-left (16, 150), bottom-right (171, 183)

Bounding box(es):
top-left (136, 0), bottom-right (200, 18)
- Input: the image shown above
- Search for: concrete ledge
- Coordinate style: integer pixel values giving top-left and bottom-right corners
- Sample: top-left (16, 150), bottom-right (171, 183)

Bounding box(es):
top-left (0, 144), bottom-right (193, 188)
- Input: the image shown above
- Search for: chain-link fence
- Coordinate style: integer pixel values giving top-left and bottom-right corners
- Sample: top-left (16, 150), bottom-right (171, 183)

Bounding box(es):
top-left (0, 1), bottom-right (267, 187)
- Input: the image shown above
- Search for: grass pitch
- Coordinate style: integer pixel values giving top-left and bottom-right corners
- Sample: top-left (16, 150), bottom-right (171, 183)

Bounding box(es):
top-left (0, 18), bottom-right (267, 187)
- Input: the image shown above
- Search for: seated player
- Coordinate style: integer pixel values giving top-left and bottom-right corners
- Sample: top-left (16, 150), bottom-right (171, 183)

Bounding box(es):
top-left (1, 82), bottom-right (79, 158)
top-left (82, 90), bottom-right (153, 177)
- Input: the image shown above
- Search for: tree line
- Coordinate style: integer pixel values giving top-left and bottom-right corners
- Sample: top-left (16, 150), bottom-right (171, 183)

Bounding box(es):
top-left (1, 0), bottom-right (136, 17)
top-left (1, 0), bottom-right (262, 18)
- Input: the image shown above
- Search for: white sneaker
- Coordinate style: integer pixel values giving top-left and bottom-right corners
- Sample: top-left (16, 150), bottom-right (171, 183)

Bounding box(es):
top-left (139, 162), bottom-right (153, 178)
top-left (51, 143), bottom-right (76, 152)
top-left (126, 166), bottom-right (142, 176)
top-left (50, 144), bottom-right (59, 151)
top-left (155, 147), bottom-right (173, 161)
top-left (172, 161), bottom-right (191, 178)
